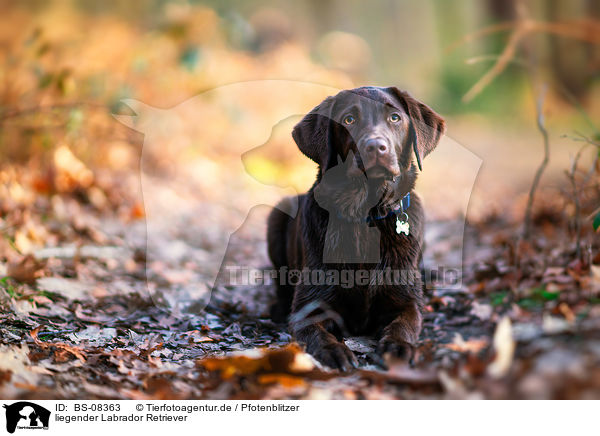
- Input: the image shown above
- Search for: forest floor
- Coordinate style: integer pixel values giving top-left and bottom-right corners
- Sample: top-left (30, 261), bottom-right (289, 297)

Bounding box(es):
top-left (1, 0), bottom-right (600, 401)
top-left (1, 154), bottom-right (600, 400)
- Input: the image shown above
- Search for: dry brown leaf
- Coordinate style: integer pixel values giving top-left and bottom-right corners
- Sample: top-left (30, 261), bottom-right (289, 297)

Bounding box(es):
top-left (0, 369), bottom-right (12, 386)
top-left (198, 344), bottom-right (312, 379)
top-left (7, 255), bottom-right (46, 285)
top-left (257, 373), bottom-right (306, 388)
top-left (142, 376), bottom-right (186, 400)
top-left (445, 333), bottom-right (489, 354)
top-left (30, 326), bottom-right (87, 362)
top-left (54, 144), bottom-right (94, 192)
top-left (558, 302), bottom-right (576, 323)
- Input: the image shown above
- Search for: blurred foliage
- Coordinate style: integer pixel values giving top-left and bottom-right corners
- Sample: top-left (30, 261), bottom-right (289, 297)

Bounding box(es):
top-left (0, 0), bottom-right (598, 197)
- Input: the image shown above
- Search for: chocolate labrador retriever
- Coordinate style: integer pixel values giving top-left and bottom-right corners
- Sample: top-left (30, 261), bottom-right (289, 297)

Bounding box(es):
top-left (267, 86), bottom-right (445, 370)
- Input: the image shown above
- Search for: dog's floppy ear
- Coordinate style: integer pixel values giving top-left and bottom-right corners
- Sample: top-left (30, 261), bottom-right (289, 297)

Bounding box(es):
top-left (387, 87), bottom-right (445, 171)
top-left (292, 96), bottom-right (335, 167)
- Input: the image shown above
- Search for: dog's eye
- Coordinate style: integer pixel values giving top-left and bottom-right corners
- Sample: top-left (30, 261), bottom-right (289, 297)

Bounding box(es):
top-left (343, 115), bottom-right (355, 125)
top-left (388, 113), bottom-right (401, 123)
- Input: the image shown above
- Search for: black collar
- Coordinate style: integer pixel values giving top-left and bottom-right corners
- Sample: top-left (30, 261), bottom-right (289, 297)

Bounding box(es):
top-left (335, 192), bottom-right (411, 224)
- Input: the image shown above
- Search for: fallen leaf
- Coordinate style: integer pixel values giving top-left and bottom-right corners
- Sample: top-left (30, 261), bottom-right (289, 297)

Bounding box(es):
top-left (7, 255), bottom-right (46, 285)
top-left (445, 333), bottom-right (489, 354)
top-left (198, 344), bottom-right (313, 379)
top-left (542, 314), bottom-right (571, 334)
top-left (470, 301), bottom-right (493, 320)
top-left (487, 316), bottom-right (515, 378)
top-left (257, 373), bottom-right (306, 388)
top-left (30, 326), bottom-right (87, 362)
top-left (558, 302), bottom-right (576, 323)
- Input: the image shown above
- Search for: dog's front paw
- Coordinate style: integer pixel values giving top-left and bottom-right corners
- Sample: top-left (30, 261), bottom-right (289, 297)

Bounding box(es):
top-left (377, 336), bottom-right (415, 363)
top-left (313, 341), bottom-right (358, 372)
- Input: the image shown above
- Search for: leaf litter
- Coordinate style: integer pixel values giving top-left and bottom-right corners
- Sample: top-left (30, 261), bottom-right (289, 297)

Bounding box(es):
top-left (1, 143), bottom-right (599, 400)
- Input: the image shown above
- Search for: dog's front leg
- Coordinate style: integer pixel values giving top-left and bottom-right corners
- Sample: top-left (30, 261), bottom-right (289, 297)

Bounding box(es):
top-left (290, 289), bottom-right (358, 371)
top-left (377, 301), bottom-right (422, 362)
top-left (294, 322), bottom-right (358, 371)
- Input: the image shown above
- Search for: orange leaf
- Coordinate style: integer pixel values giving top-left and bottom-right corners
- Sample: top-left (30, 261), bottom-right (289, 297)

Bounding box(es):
top-left (30, 326), bottom-right (87, 362)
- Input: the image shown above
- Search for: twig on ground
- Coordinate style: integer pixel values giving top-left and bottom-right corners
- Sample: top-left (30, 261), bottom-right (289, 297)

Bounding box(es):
top-left (522, 85), bottom-right (550, 241)
top-left (566, 154), bottom-right (584, 259)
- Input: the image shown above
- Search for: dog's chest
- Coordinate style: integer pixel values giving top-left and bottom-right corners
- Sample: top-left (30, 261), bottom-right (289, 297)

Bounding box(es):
top-left (335, 287), bottom-right (372, 334)
top-left (335, 282), bottom-right (402, 335)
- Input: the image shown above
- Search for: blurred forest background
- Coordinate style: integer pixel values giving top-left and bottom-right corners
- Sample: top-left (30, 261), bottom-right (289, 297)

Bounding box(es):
top-left (1, 0), bottom-right (600, 400)
top-left (1, 0), bottom-right (599, 211)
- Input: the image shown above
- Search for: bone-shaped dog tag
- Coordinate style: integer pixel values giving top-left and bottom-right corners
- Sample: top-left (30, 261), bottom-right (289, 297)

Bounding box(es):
top-left (396, 217), bottom-right (410, 235)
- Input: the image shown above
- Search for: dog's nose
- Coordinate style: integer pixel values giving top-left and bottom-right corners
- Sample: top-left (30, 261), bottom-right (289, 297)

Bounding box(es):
top-left (365, 138), bottom-right (388, 156)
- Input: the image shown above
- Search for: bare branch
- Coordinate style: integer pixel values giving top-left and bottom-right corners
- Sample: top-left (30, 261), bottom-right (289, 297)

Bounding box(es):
top-left (445, 21), bottom-right (517, 54)
top-left (0, 102), bottom-right (106, 122)
top-left (522, 85), bottom-right (550, 240)
top-left (463, 26), bottom-right (528, 103)
top-left (459, 17), bottom-right (600, 103)
top-left (565, 158), bottom-right (583, 259)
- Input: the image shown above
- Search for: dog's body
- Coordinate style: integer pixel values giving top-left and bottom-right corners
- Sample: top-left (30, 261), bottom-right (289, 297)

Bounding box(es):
top-left (267, 87), bottom-right (445, 370)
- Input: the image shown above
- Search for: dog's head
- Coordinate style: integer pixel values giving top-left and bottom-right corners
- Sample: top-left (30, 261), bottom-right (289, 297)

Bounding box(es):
top-left (292, 86), bottom-right (445, 182)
